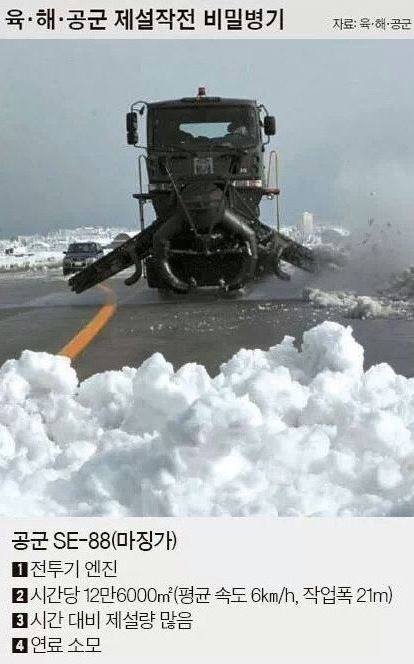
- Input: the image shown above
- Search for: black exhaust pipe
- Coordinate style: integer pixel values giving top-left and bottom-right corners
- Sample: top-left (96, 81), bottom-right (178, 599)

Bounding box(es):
top-left (153, 212), bottom-right (190, 293)
top-left (221, 208), bottom-right (258, 289)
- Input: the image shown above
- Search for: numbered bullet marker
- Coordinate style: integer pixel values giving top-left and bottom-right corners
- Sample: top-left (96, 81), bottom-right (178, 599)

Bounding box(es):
top-left (12, 613), bottom-right (28, 629)
top-left (12, 562), bottom-right (28, 578)
top-left (12, 637), bottom-right (28, 653)
top-left (12, 588), bottom-right (28, 604)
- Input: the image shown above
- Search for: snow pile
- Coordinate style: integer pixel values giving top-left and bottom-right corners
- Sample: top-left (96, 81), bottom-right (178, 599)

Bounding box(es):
top-left (303, 288), bottom-right (395, 319)
top-left (1, 321), bottom-right (414, 517)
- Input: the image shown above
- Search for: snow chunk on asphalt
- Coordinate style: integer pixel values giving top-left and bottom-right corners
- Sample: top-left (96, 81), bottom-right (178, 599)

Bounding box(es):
top-left (1, 321), bottom-right (414, 517)
top-left (303, 287), bottom-right (395, 319)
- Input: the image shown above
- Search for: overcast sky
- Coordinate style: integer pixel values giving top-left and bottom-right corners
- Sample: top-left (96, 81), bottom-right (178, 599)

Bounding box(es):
top-left (1, 39), bottom-right (414, 237)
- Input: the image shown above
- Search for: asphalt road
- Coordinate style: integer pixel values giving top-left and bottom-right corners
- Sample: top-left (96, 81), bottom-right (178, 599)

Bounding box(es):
top-left (1, 268), bottom-right (414, 380)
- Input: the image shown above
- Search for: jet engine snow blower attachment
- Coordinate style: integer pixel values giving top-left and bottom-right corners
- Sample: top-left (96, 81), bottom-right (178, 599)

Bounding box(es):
top-left (69, 88), bottom-right (316, 294)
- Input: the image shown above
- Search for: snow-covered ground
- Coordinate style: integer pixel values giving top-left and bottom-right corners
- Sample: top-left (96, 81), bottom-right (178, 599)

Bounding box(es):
top-left (0, 226), bottom-right (136, 273)
top-left (0, 251), bottom-right (64, 273)
top-left (379, 266), bottom-right (414, 300)
top-left (1, 321), bottom-right (414, 517)
top-left (282, 224), bottom-right (351, 245)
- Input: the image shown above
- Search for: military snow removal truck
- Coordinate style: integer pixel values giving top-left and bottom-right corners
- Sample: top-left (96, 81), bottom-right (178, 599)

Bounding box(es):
top-left (69, 88), bottom-right (315, 294)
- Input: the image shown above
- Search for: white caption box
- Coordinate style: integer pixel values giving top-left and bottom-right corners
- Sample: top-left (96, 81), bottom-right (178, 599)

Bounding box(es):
top-left (0, 517), bottom-right (412, 662)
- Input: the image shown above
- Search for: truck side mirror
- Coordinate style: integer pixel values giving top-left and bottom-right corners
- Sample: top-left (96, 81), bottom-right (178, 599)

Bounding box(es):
top-left (264, 116), bottom-right (276, 136)
top-left (126, 112), bottom-right (138, 145)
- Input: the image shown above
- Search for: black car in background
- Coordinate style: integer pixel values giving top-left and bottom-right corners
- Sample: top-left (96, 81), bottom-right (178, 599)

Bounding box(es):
top-left (63, 242), bottom-right (104, 275)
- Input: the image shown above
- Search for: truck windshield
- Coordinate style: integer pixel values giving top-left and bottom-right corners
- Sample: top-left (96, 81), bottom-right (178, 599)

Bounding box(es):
top-left (68, 243), bottom-right (97, 253)
top-left (151, 106), bottom-right (258, 147)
